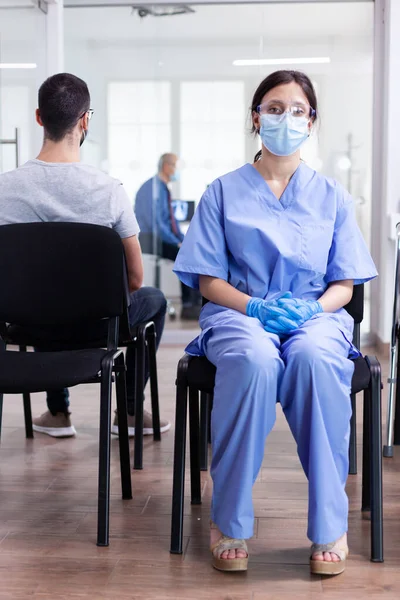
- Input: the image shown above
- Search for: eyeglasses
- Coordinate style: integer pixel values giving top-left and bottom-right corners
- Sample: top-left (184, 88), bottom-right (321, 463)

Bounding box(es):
top-left (257, 101), bottom-right (315, 119)
top-left (79, 108), bottom-right (94, 120)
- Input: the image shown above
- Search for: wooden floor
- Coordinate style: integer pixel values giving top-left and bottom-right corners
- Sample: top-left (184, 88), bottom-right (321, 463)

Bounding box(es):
top-left (0, 339), bottom-right (400, 600)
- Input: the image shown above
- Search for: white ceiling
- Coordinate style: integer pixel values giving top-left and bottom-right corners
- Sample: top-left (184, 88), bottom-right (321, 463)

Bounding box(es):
top-left (0, 2), bottom-right (374, 44)
top-left (63, 3), bottom-right (373, 42)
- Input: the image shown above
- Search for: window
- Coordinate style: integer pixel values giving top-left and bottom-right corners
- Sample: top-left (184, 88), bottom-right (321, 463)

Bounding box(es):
top-left (108, 81), bottom-right (171, 201)
top-left (0, 86), bottom-right (30, 173)
top-left (180, 81), bottom-right (245, 201)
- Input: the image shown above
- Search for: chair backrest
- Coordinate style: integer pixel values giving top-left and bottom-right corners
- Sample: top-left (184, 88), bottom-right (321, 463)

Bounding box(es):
top-left (0, 222), bottom-right (127, 326)
top-left (344, 284), bottom-right (364, 325)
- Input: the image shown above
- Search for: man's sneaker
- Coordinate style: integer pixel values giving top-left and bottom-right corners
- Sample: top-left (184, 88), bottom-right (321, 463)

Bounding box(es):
top-left (111, 409), bottom-right (171, 437)
top-left (32, 410), bottom-right (77, 438)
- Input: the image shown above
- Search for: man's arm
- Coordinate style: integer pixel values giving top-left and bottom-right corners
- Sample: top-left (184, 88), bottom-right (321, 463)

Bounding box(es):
top-left (122, 235), bottom-right (144, 292)
top-left (157, 185), bottom-right (183, 246)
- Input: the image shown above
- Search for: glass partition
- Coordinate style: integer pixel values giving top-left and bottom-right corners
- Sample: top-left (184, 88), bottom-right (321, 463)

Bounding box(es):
top-left (65, 1), bottom-right (374, 330)
top-left (0, 6), bottom-right (46, 173)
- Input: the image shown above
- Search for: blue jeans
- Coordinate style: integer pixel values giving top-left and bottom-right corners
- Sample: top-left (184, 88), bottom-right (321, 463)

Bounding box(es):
top-left (46, 287), bottom-right (167, 416)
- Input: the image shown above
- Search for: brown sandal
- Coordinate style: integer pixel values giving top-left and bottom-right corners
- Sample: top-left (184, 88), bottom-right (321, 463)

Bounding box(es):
top-left (310, 538), bottom-right (349, 576)
top-left (210, 521), bottom-right (248, 572)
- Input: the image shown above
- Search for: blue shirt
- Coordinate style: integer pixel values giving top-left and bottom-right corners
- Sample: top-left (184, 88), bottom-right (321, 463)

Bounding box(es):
top-left (173, 162), bottom-right (377, 354)
top-left (135, 176), bottom-right (184, 246)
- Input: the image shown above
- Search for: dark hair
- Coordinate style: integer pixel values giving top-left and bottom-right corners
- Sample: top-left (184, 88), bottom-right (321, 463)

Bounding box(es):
top-left (251, 70), bottom-right (318, 162)
top-left (38, 73), bottom-right (90, 142)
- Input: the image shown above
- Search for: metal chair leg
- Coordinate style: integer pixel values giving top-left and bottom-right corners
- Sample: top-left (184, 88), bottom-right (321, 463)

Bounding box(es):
top-left (394, 351), bottom-right (400, 446)
top-left (19, 346), bottom-right (33, 438)
top-left (384, 339), bottom-right (397, 457)
top-left (115, 353), bottom-right (132, 500)
top-left (147, 324), bottom-right (161, 441)
top-left (97, 359), bottom-right (113, 547)
top-left (134, 327), bottom-right (146, 470)
top-left (200, 392), bottom-right (210, 471)
top-left (349, 393), bottom-right (357, 475)
top-left (0, 338), bottom-right (4, 438)
top-left (22, 393), bottom-right (33, 439)
top-left (170, 356), bottom-right (189, 554)
top-left (362, 387), bottom-right (371, 514)
top-left (0, 393), bottom-right (3, 440)
top-left (366, 356), bottom-right (384, 562)
top-left (189, 387), bottom-right (201, 505)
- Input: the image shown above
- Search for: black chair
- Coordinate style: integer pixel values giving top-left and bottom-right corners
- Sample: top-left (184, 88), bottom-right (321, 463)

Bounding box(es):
top-left (1, 235), bottom-right (162, 472)
top-left (170, 284), bottom-right (384, 563)
top-left (0, 222), bottom-right (133, 546)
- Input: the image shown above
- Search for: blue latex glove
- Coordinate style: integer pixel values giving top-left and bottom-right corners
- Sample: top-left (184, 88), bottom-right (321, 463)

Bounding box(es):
top-left (275, 297), bottom-right (323, 328)
top-left (246, 293), bottom-right (299, 335)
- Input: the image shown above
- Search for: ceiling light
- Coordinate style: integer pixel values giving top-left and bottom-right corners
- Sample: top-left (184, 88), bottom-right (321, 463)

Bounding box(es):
top-left (0, 63), bottom-right (37, 70)
top-left (233, 57), bottom-right (331, 67)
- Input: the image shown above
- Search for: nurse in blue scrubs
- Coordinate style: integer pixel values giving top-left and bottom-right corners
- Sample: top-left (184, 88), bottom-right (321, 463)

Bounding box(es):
top-left (173, 70), bottom-right (377, 575)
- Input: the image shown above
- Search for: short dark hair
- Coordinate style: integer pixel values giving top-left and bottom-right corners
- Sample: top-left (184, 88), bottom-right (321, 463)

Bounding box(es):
top-left (251, 70), bottom-right (318, 162)
top-left (38, 73), bottom-right (90, 142)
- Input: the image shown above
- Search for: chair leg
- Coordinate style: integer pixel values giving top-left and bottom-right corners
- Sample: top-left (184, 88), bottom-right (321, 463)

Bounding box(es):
top-left (147, 325), bottom-right (161, 442)
top-left (189, 387), bottom-right (201, 505)
top-left (384, 341), bottom-right (398, 457)
top-left (134, 328), bottom-right (146, 470)
top-left (362, 387), bottom-right (371, 514)
top-left (0, 393), bottom-right (3, 440)
top-left (394, 351), bottom-right (400, 446)
top-left (200, 392), bottom-right (210, 471)
top-left (115, 353), bottom-right (132, 500)
top-left (349, 393), bottom-right (357, 475)
top-left (19, 346), bottom-right (34, 438)
top-left (170, 356), bottom-right (189, 554)
top-left (366, 356), bottom-right (384, 562)
top-left (97, 359), bottom-right (114, 547)
top-left (23, 393), bottom-right (34, 439)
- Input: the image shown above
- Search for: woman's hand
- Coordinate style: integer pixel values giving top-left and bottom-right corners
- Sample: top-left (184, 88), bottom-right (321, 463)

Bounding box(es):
top-left (246, 294), bottom-right (300, 335)
top-left (274, 297), bottom-right (323, 328)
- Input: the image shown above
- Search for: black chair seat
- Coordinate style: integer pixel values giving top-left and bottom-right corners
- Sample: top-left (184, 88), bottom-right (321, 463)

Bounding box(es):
top-left (186, 355), bottom-right (371, 396)
top-left (351, 356), bottom-right (371, 394)
top-left (0, 348), bottom-right (109, 394)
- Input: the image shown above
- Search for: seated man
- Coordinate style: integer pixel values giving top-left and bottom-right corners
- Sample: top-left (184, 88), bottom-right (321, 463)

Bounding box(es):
top-left (0, 72), bottom-right (170, 438)
top-left (135, 153), bottom-right (201, 320)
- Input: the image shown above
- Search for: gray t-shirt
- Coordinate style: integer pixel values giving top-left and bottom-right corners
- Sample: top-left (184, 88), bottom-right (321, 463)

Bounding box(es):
top-left (0, 159), bottom-right (139, 239)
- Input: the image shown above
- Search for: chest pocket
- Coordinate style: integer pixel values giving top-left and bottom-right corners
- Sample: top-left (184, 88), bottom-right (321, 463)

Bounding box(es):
top-left (299, 224), bottom-right (334, 274)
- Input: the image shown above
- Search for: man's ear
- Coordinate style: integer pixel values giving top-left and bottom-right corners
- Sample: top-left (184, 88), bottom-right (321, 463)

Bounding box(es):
top-left (35, 109), bottom-right (43, 127)
top-left (82, 112), bottom-right (89, 131)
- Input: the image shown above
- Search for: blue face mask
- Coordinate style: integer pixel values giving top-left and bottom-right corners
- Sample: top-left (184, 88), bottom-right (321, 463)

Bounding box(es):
top-left (170, 170), bottom-right (179, 182)
top-left (259, 112), bottom-right (309, 157)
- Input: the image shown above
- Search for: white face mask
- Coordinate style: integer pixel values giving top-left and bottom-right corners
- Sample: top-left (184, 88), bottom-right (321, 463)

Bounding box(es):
top-left (260, 112), bottom-right (310, 157)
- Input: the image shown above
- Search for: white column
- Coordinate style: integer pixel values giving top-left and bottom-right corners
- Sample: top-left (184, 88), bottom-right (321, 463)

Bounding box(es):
top-left (370, 0), bottom-right (400, 348)
top-left (45, 0), bottom-right (64, 76)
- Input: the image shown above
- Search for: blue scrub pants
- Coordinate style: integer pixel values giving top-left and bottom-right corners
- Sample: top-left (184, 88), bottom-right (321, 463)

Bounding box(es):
top-left (204, 311), bottom-right (354, 545)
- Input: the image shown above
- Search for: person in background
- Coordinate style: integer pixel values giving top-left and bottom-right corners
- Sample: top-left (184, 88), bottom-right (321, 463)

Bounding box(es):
top-left (135, 153), bottom-right (201, 320)
top-left (0, 73), bottom-right (171, 439)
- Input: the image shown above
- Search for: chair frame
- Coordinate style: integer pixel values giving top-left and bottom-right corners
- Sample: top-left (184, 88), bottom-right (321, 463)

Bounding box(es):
top-left (0, 222), bottom-right (135, 546)
top-left (2, 275), bottom-right (161, 472)
top-left (384, 221), bottom-right (400, 457)
top-left (170, 285), bottom-right (384, 563)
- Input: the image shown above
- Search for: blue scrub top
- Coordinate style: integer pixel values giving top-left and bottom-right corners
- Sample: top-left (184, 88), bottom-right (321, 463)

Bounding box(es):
top-left (173, 162), bottom-right (377, 352)
top-left (135, 175), bottom-right (184, 246)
